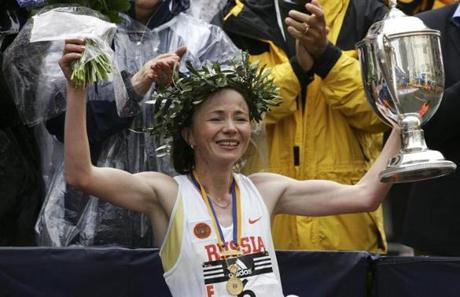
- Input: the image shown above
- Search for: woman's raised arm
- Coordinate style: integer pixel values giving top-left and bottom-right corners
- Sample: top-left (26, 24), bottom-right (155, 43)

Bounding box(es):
top-left (61, 39), bottom-right (181, 216)
top-left (251, 128), bottom-right (400, 217)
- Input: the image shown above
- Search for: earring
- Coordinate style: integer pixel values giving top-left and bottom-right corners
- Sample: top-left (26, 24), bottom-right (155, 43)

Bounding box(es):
top-left (190, 144), bottom-right (194, 150)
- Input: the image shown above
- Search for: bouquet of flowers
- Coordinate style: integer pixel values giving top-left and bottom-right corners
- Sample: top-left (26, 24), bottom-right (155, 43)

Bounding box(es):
top-left (69, 38), bottom-right (112, 88)
top-left (46, 1), bottom-right (130, 89)
top-left (34, 1), bottom-right (130, 88)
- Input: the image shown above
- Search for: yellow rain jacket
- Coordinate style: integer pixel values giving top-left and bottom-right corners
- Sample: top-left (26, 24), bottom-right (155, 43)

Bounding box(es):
top-left (217, 0), bottom-right (389, 252)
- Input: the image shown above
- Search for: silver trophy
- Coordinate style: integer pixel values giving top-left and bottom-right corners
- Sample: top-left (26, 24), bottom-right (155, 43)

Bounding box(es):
top-left (356, 1), bottom-right (456, 183)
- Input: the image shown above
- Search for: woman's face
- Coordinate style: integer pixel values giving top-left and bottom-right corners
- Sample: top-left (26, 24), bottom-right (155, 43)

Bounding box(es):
top-left (183, 89), bottom-right (252, 168)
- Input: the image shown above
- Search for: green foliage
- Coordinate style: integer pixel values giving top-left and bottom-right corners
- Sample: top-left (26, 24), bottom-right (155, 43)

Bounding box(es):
top-left (70, 39), bottom-right (112, 88)
top-left (46, 0), bottom-right (130, 23)
top-left (150, 52), bottom-right (280, 141)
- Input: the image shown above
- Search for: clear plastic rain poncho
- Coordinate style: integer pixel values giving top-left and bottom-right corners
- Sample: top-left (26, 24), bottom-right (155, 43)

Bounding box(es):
top-left (187, 0), bottom-right (227, 23)
top-left (2, 6), bottom-right (131, 127)
top-left (33, 12), bottom-right (250, 247)
top-left (1, 2), bottom-right (26, 50)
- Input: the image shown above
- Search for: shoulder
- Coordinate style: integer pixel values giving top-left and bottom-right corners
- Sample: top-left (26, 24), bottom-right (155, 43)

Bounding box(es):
top-left (248, 173), bottom-right (294, 215)
top-left (174, 13), bottom-right (221, 36)
top-left (178, 12), bottom-right (234, 44)
top-left (248, 172), bottom-right (292, 193)
top-left (235, 172), bottom-right (268, 188)
top-left (248, 172), bottom-right (280, 184)
top-left (136, 171), bottom-right (179, 198)
top-left (348, 0), bottom-right (388, 21)
top-left (416, 4), bottom-right (457, 27)
top-left (337, 0), bottom-right (388, 50)
top-left (135, 171), bottom-right (177, 184)
top-left (344, 0), bottom-right (388, 25)
top-left (174, 13), bottom-right (236, 53)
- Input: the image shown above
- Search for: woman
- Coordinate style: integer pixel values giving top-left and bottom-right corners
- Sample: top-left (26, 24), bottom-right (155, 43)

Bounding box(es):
top-left (60, 40), bottom-right (400, 296)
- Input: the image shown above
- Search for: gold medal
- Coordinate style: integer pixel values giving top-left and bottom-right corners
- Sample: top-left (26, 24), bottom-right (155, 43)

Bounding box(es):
top-left (220, 249), bottom-right (242, 259)
top-left (228, 264), bottom-right (238, 274)
top-left (226, 276), bottom-right (244, 296)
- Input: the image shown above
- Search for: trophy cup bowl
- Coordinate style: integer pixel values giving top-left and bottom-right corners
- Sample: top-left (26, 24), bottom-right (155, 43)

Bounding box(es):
top-left (356, 5), bottom-right (456, 183)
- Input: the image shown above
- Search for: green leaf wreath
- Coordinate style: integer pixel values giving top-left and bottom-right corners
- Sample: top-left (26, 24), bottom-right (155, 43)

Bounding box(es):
top-left (150, 52), bottom-right (280, 141)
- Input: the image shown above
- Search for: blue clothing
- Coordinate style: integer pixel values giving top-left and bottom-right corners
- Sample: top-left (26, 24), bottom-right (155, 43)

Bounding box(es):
top-left (451, 4), bottom-right (460, 27)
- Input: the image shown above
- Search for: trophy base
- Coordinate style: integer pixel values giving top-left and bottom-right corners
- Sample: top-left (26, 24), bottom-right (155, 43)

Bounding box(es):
top-left (379, 150), bottom-right (456, 183)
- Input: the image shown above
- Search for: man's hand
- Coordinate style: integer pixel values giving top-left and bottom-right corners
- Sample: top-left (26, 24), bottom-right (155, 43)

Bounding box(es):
top-left (285, 0), bottom-right (329, 59)
top-left (295, 39), bottom-right (314, 72)
top-left (131, 46), bottom-right (187, 95)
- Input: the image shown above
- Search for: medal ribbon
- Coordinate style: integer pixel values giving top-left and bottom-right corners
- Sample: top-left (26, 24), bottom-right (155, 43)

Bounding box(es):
top-left (191, 171), bottom-right (242, 250)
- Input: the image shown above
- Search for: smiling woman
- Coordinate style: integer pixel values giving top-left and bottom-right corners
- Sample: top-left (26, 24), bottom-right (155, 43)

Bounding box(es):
top-left (182, 89), bottom-right (252, 171)
top-left (60, 42), bottom-right (401, 296)
top-left (150, 53), bottom-right (279, 176)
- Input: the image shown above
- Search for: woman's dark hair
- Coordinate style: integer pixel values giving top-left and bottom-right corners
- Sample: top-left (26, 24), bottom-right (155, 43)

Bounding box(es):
top-left (171, 115), bottom-right (194, 174)
top-left (171, 132), bottom-right (195, 174)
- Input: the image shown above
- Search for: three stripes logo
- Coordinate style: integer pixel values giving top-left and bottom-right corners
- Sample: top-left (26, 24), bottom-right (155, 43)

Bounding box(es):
top-left (202, 251), bottom-right (273, 285)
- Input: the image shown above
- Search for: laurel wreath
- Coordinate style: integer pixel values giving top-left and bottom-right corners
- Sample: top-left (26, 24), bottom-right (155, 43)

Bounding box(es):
top-left (149, 52), bottom-right (280, 142)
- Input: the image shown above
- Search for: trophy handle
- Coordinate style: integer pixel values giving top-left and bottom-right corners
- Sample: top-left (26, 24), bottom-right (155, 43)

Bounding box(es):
top-left (376, 34), bottom-right (403, 124)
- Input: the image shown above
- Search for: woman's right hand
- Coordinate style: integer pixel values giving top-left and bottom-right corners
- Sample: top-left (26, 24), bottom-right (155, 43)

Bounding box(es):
top-left (58, 39), bottom-right (85, 84)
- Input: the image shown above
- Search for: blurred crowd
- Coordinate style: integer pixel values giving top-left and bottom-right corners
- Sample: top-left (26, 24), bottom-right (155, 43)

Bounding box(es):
top-left (1, 0), bottom-right (459, 257)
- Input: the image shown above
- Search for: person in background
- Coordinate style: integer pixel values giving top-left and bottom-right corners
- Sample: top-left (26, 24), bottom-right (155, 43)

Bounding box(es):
top-left (59, 39), bottom-right (401, 296)
top-left (0, 0), bottom-right (44, 246)
top-left (398, 3), bottom-right (460, 256)
top-left (214, 0), bottom-right (390, 252)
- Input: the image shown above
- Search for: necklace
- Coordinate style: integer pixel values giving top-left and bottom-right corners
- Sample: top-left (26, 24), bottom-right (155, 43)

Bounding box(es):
top-left (208, 194), bottom-right (231, 209)
top-left (190, 171), bottom-right (244, 296)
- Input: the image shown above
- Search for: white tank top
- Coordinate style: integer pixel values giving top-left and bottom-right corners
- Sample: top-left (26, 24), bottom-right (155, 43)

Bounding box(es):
top-left (160, 173), bottom-right (284, 297)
